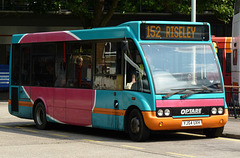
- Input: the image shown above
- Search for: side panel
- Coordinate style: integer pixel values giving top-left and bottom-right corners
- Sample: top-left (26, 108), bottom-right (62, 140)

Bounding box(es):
top-left (9, 86), bottom-right (33, 119)
top-left (65, 89), bottom-right (94, 126)
top-left (92, 90), bottom-right (124, 130)
top-left (92, 90), bottom-right (153, 131)
top-left (53, 88), bottom-right (66, 123)
top-left (23, 87), bottom-right (95, 126)
top-left (30, 87), bottom-right (54, 118)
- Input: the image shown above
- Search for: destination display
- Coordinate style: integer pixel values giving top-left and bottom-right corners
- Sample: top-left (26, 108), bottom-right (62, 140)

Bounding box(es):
top-left (140, 24), bottom-right (209, 41)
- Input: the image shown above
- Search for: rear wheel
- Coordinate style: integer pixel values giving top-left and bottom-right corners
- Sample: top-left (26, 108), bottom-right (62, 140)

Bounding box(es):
top-left (34, 102), bottom-right (49, 130)
top-left (204, 126), bottom-right (224, 138)
top-left (127, 109), bottom-right (150, 141)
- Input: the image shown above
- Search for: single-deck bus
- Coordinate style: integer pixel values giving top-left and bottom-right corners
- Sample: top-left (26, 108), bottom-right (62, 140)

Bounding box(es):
top-left (9, 21), bottom-right (228, 141)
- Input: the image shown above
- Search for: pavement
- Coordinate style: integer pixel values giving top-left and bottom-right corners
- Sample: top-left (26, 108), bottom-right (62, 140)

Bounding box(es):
top-left (222, 117), bottom-right (240, 139)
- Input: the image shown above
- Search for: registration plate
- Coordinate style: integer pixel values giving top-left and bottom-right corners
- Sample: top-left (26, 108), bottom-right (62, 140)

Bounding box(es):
top-left (182, 120), bottom-right (202, 127)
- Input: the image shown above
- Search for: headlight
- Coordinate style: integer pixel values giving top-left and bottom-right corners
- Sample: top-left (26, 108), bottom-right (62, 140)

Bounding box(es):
top-left (211, 107), bottom-right (217, 115)
top-left (157, 109), bottom-right (164, 117)
top-left (218, 107), bottom-right (224, 114)
top-left (164, 109), bottom-right (171, 116)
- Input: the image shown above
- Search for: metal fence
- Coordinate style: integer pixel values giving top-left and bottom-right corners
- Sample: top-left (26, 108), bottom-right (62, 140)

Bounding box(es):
top-left (225, 85), bottom-right (240, 119)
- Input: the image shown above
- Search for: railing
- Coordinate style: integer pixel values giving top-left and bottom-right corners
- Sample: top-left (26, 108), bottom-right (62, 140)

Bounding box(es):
top-left (225, 85), bottom-right (240, 119)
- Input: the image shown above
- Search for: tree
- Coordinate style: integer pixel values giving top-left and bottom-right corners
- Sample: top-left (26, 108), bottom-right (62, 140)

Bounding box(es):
top-left (26, 0), bottom-right (234, 28)
top-left (118, 0), bottom-right (234, 23)
top-left (66, 0), bottom-right (119, 28)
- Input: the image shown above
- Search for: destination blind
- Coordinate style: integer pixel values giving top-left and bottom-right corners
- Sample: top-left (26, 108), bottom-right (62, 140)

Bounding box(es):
top-left (140, 24), bottom-right (209, 41)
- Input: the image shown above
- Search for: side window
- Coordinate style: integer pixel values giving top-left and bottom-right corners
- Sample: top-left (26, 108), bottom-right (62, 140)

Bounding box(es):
top-left (31, 44), bottom-right (56, 87)
top-left (94, 41), bottom-right (122, 90)
top-left (54, 43), bottom-right (66, 87)
top-left (66, 42), bottom-right (92, 89)
top-left (124, 40), bottom-right (150, 92)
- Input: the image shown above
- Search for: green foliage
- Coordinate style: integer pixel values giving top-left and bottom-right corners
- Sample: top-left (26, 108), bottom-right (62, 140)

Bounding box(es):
top-left (26, 0), bottom-right (234, 27)
top-left (65, 0), bottom-right (91, 17)
top-left (208, 0), bottom-right (234, 23)
top-left (118, 0), bottom-right (234, 23)
top-left (27, 0), bottom-right (60, 14)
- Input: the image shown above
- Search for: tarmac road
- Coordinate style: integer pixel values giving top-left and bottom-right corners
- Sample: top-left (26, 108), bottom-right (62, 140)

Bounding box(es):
top-left (1, 101), bottom-right (240, 158)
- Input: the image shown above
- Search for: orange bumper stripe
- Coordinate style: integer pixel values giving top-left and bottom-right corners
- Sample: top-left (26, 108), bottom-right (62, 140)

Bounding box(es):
top-left (142, 109), bottom-right (228, 131)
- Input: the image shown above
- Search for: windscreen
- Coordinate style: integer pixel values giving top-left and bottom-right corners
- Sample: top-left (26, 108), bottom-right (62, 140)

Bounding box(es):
top-left (142, 44), bottom-right (223, 94)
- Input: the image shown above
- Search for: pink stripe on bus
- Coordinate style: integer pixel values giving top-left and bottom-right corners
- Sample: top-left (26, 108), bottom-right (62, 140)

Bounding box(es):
top-left (19, 31), bottom-right (79, 43)
top-left (156, 99), bottom-right (224, 108)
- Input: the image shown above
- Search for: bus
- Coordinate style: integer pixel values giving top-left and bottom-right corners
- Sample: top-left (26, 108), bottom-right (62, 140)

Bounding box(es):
top-left (211, 36), bottom-right (232, 104)
top-left (9, 21), bottom-right (228, 141)
top-left (211, 36), bottom-right (232, 86)
top-left (0, 64), bottom-right (9, 91)
top-left (232, 0), bottom-right (240, 105)
top-left (0, 35), bottom-right (10, 91)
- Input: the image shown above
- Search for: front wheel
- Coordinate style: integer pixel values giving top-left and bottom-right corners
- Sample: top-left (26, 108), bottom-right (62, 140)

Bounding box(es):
top-left (204, 126), bottom-right (224, 138)
top-left (127, 109), bottom-right (150, 141)
top-left (33, 102), bottom-right (49, 130)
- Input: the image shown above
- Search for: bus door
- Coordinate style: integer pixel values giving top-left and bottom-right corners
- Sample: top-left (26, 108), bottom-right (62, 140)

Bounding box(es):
top-left (63, 42), bottom-right (94, 126)
top-left (11, 45), bottom-right (31, 117)
top-left (92, 41), bottom-right (124, 130)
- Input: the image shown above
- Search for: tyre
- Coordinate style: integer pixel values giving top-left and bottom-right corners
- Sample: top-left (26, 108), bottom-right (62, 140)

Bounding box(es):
top-left (127, 109), bottom-right (150, 141)
top-left (33, 102), bottom-right (49, 130)
top-left (204, 126), bottom-right (224, 138)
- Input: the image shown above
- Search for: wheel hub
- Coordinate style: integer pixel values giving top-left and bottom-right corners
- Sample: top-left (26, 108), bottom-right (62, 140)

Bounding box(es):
top-left (130, 117), bottom-right (140, 134)
top-left (36, 108), bottom-right (43, 125)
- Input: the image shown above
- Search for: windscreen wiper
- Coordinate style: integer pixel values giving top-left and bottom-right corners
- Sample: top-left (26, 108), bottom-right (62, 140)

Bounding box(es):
top-left (162, 88), bottom-right (196, 99)
top-left (162, 86), bottom-right (214, 100)
top-left (180, 85), bottom-right (213, 99)
top-left (180, 90), bottom-right (196, 99)
top-left (207, 83), bottom-right (221, 89)
top-left (162, 90), bottom-right (185, 99)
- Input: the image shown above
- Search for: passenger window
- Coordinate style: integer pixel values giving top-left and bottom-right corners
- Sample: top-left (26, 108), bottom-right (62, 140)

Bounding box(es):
top-left (66, 42), bottom-right (92, 89)
top-left (54, 43), bottom-right (66, 87)
top-left (32, 44), bottom-right (56, 87)
top-left (124, 41), bottom-right (150, 92)
top-left (94, 41), bottom-right (122, 90)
